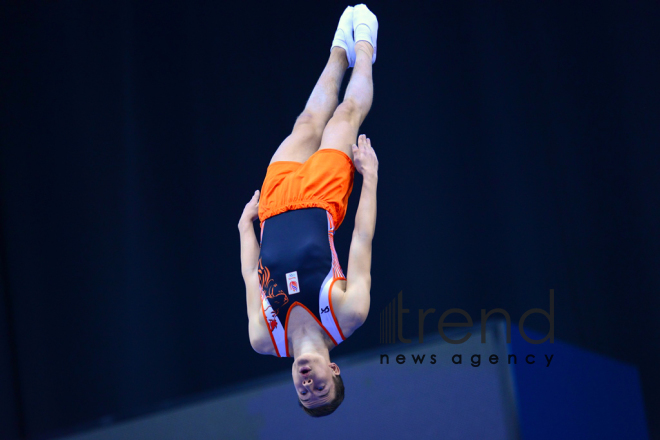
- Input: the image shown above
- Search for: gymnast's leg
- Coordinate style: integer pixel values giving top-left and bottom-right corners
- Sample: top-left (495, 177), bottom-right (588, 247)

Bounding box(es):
top-left (268, 9), bottom-right (355, 165)
top-left (318, 4), bottom-right (377, 161)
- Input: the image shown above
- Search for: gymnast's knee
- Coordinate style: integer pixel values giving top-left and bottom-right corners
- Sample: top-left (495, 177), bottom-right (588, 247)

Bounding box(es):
top-left (293, 111), bottom-right (325, 139)
top-left (331, 99), bottom-right (361, 126)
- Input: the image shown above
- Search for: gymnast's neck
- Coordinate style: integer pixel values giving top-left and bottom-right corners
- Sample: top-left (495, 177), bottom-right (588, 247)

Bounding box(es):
top-left (289, 325), bottom-right (334, 360)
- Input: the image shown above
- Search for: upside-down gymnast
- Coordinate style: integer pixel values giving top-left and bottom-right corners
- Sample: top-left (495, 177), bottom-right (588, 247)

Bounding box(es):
top-left (238, 4), bottom-right (379, 417)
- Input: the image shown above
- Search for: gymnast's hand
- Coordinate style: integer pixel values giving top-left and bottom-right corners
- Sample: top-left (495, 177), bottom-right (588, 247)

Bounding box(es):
top-left (239, 190), bottom-right (260, 228)
top-left (352, 134), bottom-right (378, 179)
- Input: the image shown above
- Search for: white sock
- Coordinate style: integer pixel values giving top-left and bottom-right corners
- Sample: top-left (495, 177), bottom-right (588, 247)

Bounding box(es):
top-left (331, 6), bottom-right (355, 68)
top-left (353, 4), bottom-right (378, 64)
top-left (354, 24), bottom-right (372, 48)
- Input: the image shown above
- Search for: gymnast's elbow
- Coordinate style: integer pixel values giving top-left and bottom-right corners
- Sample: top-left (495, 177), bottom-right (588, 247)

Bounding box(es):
top-left (353, 225), bottom-right (375, 242)
top-left (353, 310), bottom-right (369, 329)
top-left (347, 301), bottom-right (370, 330)
top-left (248, 320), bottom-right (270, 355)
top-left (249, 338), bottom-right (268, 355)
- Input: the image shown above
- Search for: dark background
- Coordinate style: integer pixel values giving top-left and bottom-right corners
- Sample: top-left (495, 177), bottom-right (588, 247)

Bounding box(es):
top-left (1, 1), bottom-right (658, 438)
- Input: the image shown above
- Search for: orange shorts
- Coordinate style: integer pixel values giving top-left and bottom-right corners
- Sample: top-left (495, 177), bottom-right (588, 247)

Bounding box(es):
top-left (258, 149), bottom-right (355, 230)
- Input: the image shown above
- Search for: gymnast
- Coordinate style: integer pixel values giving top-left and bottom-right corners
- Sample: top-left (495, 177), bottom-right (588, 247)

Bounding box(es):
top-left (238, 4), bottom-right (379, 417)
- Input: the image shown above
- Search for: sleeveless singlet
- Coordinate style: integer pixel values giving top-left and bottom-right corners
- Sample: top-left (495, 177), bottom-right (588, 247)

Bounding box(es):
top-left (258, 207), bottom-right (346, 357)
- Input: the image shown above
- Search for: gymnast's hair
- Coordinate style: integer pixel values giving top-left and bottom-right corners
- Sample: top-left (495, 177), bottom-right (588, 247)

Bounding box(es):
top-left (298, 375), bottom-right (345, 417)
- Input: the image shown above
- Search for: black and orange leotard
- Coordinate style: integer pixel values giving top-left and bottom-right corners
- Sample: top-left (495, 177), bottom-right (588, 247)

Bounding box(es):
top-left (258, 207), bottom-right (347, 357)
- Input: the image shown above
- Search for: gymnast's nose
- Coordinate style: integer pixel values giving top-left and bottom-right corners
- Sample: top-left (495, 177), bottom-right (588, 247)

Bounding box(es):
top-left (303, 378), bottom-right (312, 386)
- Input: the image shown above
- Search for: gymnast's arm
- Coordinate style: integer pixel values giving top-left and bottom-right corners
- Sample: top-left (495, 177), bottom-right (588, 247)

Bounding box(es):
top-left (342, 136), bottom-right (378, 330)
top-left (238, 190), bottom-right (272, 354)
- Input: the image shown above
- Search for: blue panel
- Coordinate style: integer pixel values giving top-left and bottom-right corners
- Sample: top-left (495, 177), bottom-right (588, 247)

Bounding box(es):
top-left (510, 327), bottom-right (649, 439)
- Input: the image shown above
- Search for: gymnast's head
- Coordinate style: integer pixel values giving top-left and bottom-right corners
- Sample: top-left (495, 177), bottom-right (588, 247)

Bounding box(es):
top-left (292, 352), bottom-right (344, 417)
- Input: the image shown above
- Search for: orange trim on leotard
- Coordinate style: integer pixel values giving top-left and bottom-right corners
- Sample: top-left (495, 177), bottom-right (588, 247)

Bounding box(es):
top-left (261, 301), bottom-right (281, 357)
top-left (284, 301), bottom-right (339, 357)
top-left (328, 277), bottom-right (347, 340)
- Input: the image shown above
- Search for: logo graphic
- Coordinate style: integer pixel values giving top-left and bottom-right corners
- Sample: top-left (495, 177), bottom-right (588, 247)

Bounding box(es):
top-left (267, 316), bottom-right (278, 331)
top-left (379, 289), bottom-right (555, 345)
top-left (286, 271), bottom-right (300, 295)
top-left (321, 306), bottom-right (330, 314)
top-left (258, 258), bottom-right (289, 331)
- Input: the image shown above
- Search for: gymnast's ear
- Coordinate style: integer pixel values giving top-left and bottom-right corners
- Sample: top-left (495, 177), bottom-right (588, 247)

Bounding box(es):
top-left (329, 362), bottom-right (340, 375)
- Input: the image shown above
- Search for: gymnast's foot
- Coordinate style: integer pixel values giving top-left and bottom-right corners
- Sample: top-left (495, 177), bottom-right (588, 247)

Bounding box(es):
top-left (353, 4), bottom-right (378, 64)
top-left (331, 6), bottom-right (356, 68)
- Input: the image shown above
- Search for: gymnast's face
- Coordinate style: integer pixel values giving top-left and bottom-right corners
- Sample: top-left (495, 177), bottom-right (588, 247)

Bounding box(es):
top-left (292, 353), bottom-right (340, 408)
